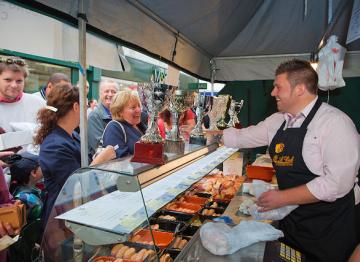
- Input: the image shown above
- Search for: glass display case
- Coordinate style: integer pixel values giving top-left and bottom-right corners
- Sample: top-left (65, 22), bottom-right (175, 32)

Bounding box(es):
top-left (40, 144), bottom-right (239, 262)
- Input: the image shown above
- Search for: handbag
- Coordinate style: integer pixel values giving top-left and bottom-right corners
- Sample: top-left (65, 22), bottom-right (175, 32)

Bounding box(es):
top-left (0, 203), bottom-right (27, 229)
top-left (93, 120), bottom-right (127, 159)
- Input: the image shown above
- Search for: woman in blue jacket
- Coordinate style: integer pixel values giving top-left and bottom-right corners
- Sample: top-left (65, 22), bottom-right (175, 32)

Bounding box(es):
top-left (103, 89), bottom-right (146, 158)
top-left (34, 83), bottom-right (115, 231)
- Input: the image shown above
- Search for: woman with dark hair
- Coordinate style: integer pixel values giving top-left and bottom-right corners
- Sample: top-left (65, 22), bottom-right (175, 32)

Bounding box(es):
top-left (34, 83), bottom-right (115, 228)
top-left (9, 152), bottom-right (43, 222)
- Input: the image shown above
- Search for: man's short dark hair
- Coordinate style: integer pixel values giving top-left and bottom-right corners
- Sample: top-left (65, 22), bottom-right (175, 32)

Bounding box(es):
top-left (48, 73), bottom-right (70, 85)
top-left (276, 59), bottom-right (318, 94)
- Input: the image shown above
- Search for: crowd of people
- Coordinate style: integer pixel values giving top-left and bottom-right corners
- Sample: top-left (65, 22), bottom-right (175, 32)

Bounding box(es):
top-left (1, 55), bottom-right (360, 262)
top-left (0, 56), bottom-right (197, 261)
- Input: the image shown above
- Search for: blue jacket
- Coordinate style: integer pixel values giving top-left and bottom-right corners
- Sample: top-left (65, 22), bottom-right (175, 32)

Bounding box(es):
top-left (39, 126), bottom-right (81, 226)
top-left (88, 103), bottom-right (112, 156)
top-left (103, 120), bottom-right (146, 158)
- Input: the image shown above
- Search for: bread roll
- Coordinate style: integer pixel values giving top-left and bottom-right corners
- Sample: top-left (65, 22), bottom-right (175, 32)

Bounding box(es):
top-left (134, 249), bottom-right (147, 261)
top-left (142, 250), bottom-right (156, 261)
top-left (116, 246), bottom-right (129, 258)
top-left (123, 247), bottom-right (136, 259)
top-left (172, 236), bottom-right (181, 249)
top-left (178, 239), bottom-right (188, 249)
top-left (111, 243), bottom-right (124, 256)
top-left (131, 234), bottom-right (141, 242)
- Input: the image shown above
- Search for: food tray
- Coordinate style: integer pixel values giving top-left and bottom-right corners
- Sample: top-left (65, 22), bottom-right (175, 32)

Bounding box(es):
top-left (148, 218), bottom-right (187, 233)
top-left (130, 229), bottom-right (174, 249)
top-left (205, 200), bottom-right (229, 209)
top-left (151, 210), bottom-right (194, 223)
top-left (164, 201), bottom-right (202, 214)
top-left (198, 207), bottom-right (225, 222)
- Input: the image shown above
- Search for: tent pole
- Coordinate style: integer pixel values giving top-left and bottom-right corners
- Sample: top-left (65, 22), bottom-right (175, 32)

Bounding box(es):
top-left (210, 59), bottom-right (216, 96)
top-left (78, 0), bottom-right (88, 168)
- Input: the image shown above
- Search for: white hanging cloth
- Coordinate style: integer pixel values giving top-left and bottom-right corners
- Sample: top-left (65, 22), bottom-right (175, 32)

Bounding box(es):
top-left (317, 35), bottom-right (346, 91)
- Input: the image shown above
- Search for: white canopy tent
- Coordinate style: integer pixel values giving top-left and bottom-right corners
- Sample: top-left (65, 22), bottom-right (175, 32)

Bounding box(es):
top-left (8, 0), bottom-right (360, 81)
top-left (2, 0), bottom-right (360, 164)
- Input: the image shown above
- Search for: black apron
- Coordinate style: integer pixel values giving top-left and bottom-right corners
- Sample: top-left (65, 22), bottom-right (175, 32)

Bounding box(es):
top-left (269, 99), bottom-right (356, 262)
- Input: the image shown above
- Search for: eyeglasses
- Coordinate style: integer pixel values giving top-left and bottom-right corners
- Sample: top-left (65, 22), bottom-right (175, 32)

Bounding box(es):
top-left (0, 57), bottom-right (26, 66)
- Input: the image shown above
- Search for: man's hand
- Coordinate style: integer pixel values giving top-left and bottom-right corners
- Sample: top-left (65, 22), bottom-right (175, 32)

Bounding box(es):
top-left (257, 185), bottom-right (320, 212)
top-left (257, 190), bottom-right (286, 212)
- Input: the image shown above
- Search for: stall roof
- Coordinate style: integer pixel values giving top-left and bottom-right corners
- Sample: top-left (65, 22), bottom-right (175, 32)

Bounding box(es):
top-left (12, 0), bottom-right (360, 81)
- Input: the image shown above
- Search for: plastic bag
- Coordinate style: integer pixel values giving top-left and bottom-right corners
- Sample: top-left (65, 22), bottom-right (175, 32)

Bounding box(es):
top-left (200, 221), bottom-right (283, 255)
top-left (248, 180), bottom-right (298, 220)
top-left (317, 35), bottom-right (346, 91)
top-left (250, 180), bottom-right (272, 198)
top-left (249, 204), bottom-right (298, 220)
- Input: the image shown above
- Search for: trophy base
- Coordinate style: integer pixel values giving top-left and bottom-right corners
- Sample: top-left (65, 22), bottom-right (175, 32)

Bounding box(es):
top-left (165, 140), bottom-right (185, 155)
top-left (189, 136), bottom-right (207, 145)
top-left (131, 142), bottom-right (166, 165)
top-left (234, 123), bottom-right (242, 129)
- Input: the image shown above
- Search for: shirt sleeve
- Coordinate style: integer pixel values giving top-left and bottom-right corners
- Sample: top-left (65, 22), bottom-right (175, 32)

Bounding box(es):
top-left (223, 113), bottom-right (283, 149)
top-left (103, 122), bottom-right (129, 158)
top-left (306, 114), bottom-right (360, 202)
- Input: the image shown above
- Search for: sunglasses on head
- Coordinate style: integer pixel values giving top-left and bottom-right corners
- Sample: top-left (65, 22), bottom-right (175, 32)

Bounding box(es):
top-left (0, 57), bottom-right (26, 66)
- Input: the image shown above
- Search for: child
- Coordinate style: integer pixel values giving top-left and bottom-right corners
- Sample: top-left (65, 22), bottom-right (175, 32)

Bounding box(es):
top-left (9, 152), bottom-right (44, 222)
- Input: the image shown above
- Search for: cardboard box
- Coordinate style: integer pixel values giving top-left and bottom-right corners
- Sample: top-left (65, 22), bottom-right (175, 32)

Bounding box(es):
top-left (0, 130), bottom-right (33, 151)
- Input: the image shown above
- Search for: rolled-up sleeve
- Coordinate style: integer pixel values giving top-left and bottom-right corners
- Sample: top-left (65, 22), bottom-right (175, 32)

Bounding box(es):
top-left (223, 113), bottom-right (283, 149)
top-left (306, 115), bottom-right (360, 202)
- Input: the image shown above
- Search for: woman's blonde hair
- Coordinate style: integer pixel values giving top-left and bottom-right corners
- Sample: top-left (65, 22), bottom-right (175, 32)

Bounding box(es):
top-left (110, 89), bottom-right (141, 120)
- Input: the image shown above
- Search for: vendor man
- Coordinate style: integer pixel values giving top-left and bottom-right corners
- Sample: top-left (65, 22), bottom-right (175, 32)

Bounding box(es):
top-left (221, 59), bottom-right (360, 261)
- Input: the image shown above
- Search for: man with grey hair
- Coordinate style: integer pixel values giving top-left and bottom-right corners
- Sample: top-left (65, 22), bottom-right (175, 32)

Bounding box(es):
top-left (88, 80), bottom-right (119, 156)
top-left (34, 72), bottom-right (70, 101)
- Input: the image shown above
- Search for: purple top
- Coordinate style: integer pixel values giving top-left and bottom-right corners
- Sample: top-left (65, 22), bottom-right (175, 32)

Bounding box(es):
top-left (0, 167), bottom-right (12, 205)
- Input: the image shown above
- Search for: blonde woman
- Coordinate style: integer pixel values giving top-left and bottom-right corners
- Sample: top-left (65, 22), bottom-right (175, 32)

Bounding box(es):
top-left (103, 89), bottom-right (146, 158)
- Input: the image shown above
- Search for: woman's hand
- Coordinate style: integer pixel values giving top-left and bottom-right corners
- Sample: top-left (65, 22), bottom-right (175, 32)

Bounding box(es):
top-left (91, 145), bottom-right (116, 166)
top-left (0, 151), bottom-right (14, 167)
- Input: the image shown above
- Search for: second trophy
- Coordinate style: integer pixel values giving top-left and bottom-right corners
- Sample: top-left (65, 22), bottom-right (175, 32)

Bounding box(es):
top-left (165, 89), bottom-right (195, 154)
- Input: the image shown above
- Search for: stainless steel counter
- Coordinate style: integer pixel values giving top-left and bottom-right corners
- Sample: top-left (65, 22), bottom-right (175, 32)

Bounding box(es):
top-left (174, 229), bottom-right (266, 262)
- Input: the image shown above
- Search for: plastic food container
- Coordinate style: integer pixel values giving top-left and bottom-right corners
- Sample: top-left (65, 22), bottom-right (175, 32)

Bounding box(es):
top-left (205, 200), bottom-right (229, 209)
top-left (152, 210), bottom-right (194, 223)
top-left (246, 165), bottom-right (275, 182)
top-left (130, 229), bottom-right (174, 248)
top-left (164, 201), bottom-right (202, 214)
top-left (198, 207), bottom-right (225, 222)
top-left (149, 218), bottom-right (187, 233)
top-left (178, 195), bottom-right (208, 205)
top-left (92, 256), bottom-right (115, 262)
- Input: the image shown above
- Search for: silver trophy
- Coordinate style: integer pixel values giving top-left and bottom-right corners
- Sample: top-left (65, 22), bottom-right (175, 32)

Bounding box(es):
top-left (190, 94), bottom-right (213, 138)
top-left (137, 82), bottom-right (173, 143)
top-left (208, 95), bottom-right (231, 130)
top-left (167, 89), bottom-right (195, 142)
top-left (227, 99), bottom-right (244, 128)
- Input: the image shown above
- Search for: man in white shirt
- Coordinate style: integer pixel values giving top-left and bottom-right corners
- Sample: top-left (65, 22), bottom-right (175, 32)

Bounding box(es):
top-left (220, 59), bottom-right (360, 261)
top-left (0, 56), bottom-right (45, 132)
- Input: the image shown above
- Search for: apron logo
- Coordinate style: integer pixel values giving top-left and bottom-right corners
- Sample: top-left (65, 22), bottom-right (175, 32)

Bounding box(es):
top-left (275, 143), bottom-right (285, 153)
top-left (273, 155), bottom-right (295, 167)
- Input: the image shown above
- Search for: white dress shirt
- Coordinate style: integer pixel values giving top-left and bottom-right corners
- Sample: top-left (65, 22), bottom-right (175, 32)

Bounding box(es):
top-left (223, 97), bottom-right (360, 203)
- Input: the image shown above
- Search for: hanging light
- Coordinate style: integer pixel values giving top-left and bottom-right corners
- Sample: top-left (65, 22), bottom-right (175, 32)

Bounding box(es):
top-left (310, 52), bottom-right (319, 70)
